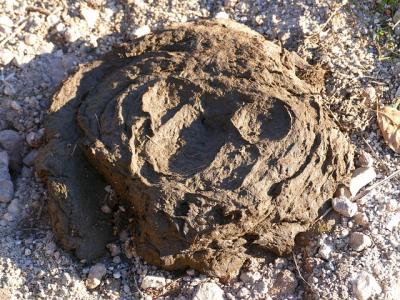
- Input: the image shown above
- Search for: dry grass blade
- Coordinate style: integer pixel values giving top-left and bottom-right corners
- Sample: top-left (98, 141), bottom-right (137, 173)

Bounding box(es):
top-left (292, 252), bottom-right (313, 289)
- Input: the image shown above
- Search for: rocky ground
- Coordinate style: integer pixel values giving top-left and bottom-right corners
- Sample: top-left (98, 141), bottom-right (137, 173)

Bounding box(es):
top-left (0, 0), bottom-right (399, 299)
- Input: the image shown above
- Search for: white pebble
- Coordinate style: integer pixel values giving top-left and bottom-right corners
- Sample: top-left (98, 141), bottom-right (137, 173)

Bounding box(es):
top-left (193, 282), bottom-right (224, 300)
top-left (0, 49), bottom-right (14, 65)
top-left (215, 11), bottom-right (230, 19)
top-left (133, 25), bottom-right (151, 38)
top-left (47, 14), bottom-right (60, 26)
top-left (0, 15), bottom-right (13, 33)
top-left (64, 27), bottom-right (81, 43)
top-left (101, 204), bottom-right (112, 214)
top-left (386, 199), bottom-right (398, 212)
top-left (363, 86), bottom-right (377, 105)
top-left (386, 212), bottom-right (400, 231)
top-left (318, 242), bottom-right (333, 260)
top-left (141, 275), bottom-right (166, 289)
top-left (332, 197), bottom-right (358, 217)
top-left (353, 271), bottom-right (382, 300)
top-left (80, 6), bottom-right (99, 28)
top-left (24, 34), bottom-right (37, 46)
top-left (2, 212), bottom-right (13, 222)
top-left (349, 167), bottom-right (376, 196)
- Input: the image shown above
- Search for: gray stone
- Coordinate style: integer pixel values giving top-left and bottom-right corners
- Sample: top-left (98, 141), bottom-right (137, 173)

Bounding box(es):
top-left (0, 130), bottom-right (23, 172)
top-left (0, 179), bottom-right (13, 203)
top-left (7, 198), bottom-right (19, 215)
top-left (23, 149), bottom-right (39, 167)
top-left (0, 150), bottom-right (13, 203)
top-left (26, 130), bottom-right (44, 148)
top-left (0, 150), bottom-right (9, 168)
top-left (21, 166), bottom-right (33, 178)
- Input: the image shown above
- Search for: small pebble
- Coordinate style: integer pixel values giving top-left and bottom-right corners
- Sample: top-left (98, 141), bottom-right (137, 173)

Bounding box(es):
top-left (86, 263), bottom-right (107, 289)
top-left (106, 243), bottom-right (121, 257)
top-left (132, 25), bottom-right (151, 38)
top-left (349, 232), bottom-right (372, 251)
top-left (80, 6), bottom-right (99, 28)
top-left (193, 282), bottom-right (224, 300)
top-left (0, 49), bottom-right (14, 65)
top-left (349, 167), bottom-right (376, 196)
top-left (215, 11), bottom-right (229, 19)
top-left (386, 212), bottom-right (400, 231)
top-left (319, 242), bottom-right (333, 260)
top-left (24, 34), bottom-right (37, 46)
top-left (140, 275), bottom-right (166, 289)
top-left (353, 271), bottom-right (382, 300)
top-left (332, 197), bottom-right (358, 217)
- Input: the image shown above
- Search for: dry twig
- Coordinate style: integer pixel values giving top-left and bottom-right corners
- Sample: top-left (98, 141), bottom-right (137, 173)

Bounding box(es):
top-left (292, 252), bottom-right (313, 288)
top-left (26, 6), bottom-right (51, 16)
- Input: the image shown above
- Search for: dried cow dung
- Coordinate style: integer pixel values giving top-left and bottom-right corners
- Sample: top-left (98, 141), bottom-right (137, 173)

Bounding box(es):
top-left (36, 20), bottom-right (354, 279)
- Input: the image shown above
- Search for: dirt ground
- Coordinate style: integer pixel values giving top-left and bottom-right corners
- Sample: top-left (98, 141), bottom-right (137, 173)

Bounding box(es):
top-left (0, 0), bottom-right (399, 299)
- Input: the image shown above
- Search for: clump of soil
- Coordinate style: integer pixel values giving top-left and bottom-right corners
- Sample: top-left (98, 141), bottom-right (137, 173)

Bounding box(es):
top-left (36, 19), bottom-right (354, 279)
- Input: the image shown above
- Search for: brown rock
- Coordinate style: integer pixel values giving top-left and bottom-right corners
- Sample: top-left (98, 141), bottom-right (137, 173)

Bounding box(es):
top-left (35, 19), bottom-right (354, 278)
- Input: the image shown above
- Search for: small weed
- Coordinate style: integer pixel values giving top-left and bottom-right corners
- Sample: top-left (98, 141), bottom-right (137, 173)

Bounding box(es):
top-left (373, 0), bottom-right (400, 60)
top-left (377, 0), bottom-right (398, 12)
top-left (315, 221), bottom-right (333, 235)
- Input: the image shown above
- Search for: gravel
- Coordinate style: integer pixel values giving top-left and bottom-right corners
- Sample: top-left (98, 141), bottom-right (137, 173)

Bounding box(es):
top-left (0, 0), bottom-right (399, 299)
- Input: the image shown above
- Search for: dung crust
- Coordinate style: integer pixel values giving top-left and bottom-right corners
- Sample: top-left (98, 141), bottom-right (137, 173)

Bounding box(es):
top-left (36, 19), bottom-right (354, 279)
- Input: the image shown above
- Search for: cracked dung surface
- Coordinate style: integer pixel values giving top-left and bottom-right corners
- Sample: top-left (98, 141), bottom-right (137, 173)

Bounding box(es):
top-left (35, 19), bottom-right (354, 279)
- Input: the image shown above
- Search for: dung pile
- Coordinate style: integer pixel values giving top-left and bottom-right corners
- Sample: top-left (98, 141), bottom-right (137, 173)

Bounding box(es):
top-left (36, 19), bottom-right (354, 279)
